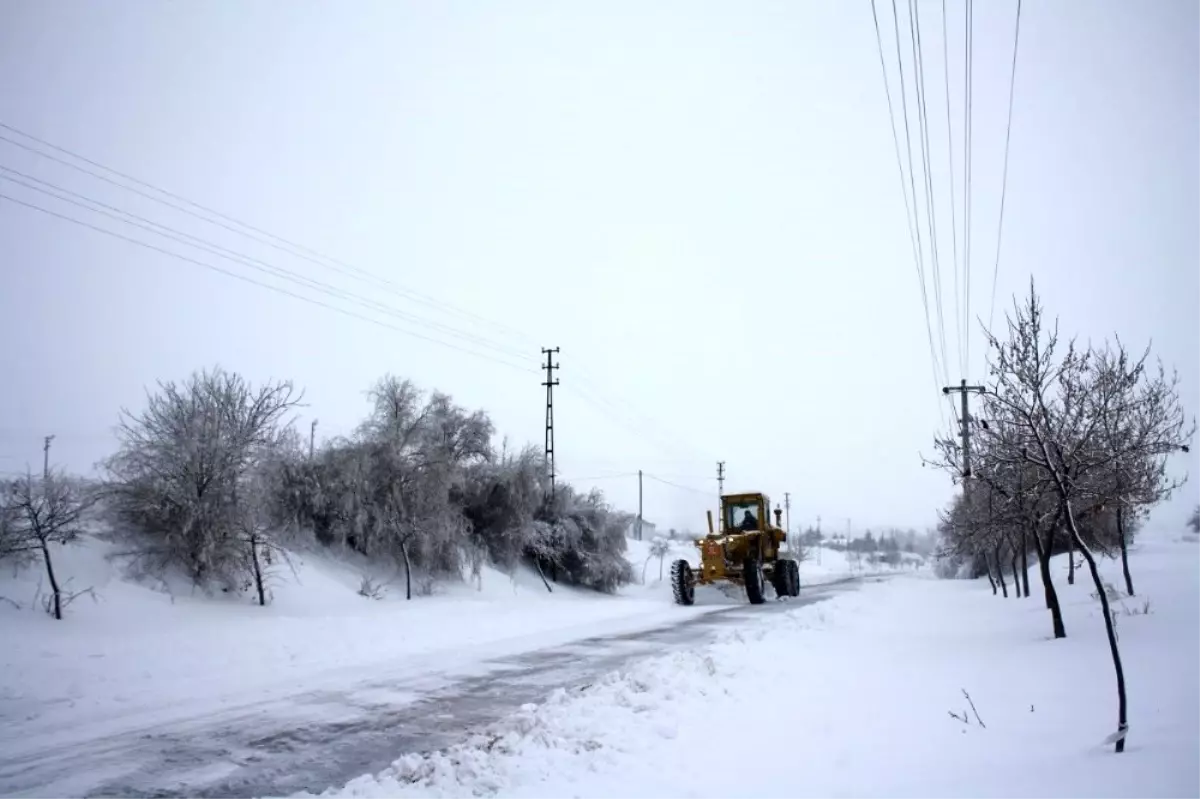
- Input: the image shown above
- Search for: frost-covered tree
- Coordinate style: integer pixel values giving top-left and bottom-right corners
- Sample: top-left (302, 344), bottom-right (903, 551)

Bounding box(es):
top-left (461, 445), bottom-right (549, 572)
top-left (1, 470), bottom-right (95, 619)
top-left (103, 366), bottom-right (302, 593)
top-left (1189, 505), bottom-right (1199, 534)
top-left (536, 484), bottom-right (634, 593)
top-left (645, 536), bottom-right (671, 582)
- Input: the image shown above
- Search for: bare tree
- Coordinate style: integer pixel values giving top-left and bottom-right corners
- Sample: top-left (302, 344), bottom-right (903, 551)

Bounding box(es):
top-left (2, 470), bottom-right (95, 619)
top-left (982, 280), bottom-right (1193, 753)
top-left (234, 471), bottom-right (294, 606)
top-left (1084, 340), bottom-right (1193, 595)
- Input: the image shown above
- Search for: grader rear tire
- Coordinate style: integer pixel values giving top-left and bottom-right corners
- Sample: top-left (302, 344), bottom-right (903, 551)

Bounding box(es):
top-left (744, 555), bottom-right (766, 605)
top-left (771, 560), bottom-right (791, 598)
top-left (671, 559), bottom-right (695, 606)
top-left (788, 559), bottom-right (801, 597)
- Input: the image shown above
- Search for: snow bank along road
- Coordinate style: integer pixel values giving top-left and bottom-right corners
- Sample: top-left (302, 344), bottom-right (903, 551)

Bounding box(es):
top-left (0, 577), bottom-right (864, 798)
top-left (295, 534), bottom-right (1198, 799)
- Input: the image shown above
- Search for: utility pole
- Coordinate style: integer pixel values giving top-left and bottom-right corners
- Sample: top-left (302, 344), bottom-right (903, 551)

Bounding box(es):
top-left (817, 514), bottom-right (822, 565)
top-left (942, 379), bottom-right (987, 480)
top-left (783, 492), bottom-right (792, 554)
top-left (637, 469), bottom-right (644, 541)
top-left (716, 461), bottom-right (726, 534)
top-left (43, 434), bottom-right (54, 481)
top-left (542, 347), bottom-right (560, 496)
top-left (309, 419), bottom-right (318, 460)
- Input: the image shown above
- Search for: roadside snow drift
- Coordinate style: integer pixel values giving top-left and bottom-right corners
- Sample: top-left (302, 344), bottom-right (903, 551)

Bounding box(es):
top-left (300, 532), bottom-right (1198, 799)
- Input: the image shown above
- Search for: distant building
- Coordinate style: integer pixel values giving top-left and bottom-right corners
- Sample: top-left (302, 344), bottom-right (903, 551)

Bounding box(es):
top-left (626, 518), bottom-right (657, 541)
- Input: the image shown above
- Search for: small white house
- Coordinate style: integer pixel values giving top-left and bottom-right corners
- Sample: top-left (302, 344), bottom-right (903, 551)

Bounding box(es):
top-left (626, 518), bottom-right (657, 541)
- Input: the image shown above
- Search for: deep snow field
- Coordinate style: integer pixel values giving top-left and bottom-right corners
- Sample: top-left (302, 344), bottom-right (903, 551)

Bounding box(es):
top-left (6, 528), bottom-right (1193, 798)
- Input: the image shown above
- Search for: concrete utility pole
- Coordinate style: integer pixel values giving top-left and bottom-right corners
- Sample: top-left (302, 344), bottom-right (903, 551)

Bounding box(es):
top-left (309, 419), bottom-right (318, 460)
top-left (542, 347), bottom-right (560, 496)
top-left (783, 492), bottom-right (791, 534)
top-left (942, 379), bottom-right (987, 480)
top-left (637, 469), bottom-right (644, 541)
top-left (716, 461), bottom-right (725, 496)
top-left (43, 434), bottom-right (54, 481)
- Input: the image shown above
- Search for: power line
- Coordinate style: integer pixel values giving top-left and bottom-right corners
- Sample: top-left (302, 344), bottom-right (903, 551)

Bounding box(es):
top-left (0, 125), bottom-right (717, 468)
top-left (987, 0), bottom-right (1023, 337)
top-left (645, 473), bottom-right (713, 498)
top-left (0, 121), bottom-right (538, 349)
top-left (870, 0), bottom-right (948, 428)
top-left (0, 180), bottom-right (709, 478)
top-left (0, 191), bottom-right (542, 375)
top-left (0, 167), bottom-right (540, 365)
top-left (558, 472), bottom-right (639, 483)
top-left (963, 0), bottom-right (975, 369)
top-left (941, 0), bottom-right (964, 377)
top-left (560, 382), bottom-right (706, 467)
top-left (908, 0), bottom-right (953, 387)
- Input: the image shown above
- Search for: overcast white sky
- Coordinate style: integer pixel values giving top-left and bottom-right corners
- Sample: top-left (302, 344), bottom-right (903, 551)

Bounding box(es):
top-left (0, 0), bottom-right (1196, 535)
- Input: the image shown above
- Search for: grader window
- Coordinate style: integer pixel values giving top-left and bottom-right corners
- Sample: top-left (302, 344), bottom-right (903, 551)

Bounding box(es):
top-left (726, 501), bottom-right (760, 531)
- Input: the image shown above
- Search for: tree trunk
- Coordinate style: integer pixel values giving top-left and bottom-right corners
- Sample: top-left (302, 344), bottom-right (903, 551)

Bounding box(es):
top-left (40, 540), bottom-right (63, 621)
top-left (1118, 505), bottom-right (1134, 597)
top-left (249, 533), bottom-right (267, 606)
top-left (1067, 528), bottom-right (1076, 585)
top-left (1064, 501), bottom-right (1128, 753)
top-left (1020, 527), bottom-right (1031, 598)
top-left (984, 556), bottom-right (997, 595)
top-left (401, 539), bottom-right (412, 600)
top-left (994, 546), bottom-right (1008, 598)
top-left (1031, 533), bottom-right (1066, 638)
top-left (533, 556), bottom-right (553, 593)
top-left (1010, 552), bottom-right (1020, 595)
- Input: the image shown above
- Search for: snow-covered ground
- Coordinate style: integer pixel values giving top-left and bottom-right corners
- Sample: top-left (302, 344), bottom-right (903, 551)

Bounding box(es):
top-left (0, 532), bottom-right (875, 786)
top-left (298, 530), bottom-right (1199, 799)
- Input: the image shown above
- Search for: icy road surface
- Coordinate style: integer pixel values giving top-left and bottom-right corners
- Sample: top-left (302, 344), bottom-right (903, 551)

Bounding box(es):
top-left (0, 577), bottom-right (864, 798)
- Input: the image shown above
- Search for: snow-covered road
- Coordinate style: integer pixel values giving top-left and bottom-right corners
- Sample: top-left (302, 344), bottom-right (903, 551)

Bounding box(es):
top-left (0, 578), bottom-right (863, 798)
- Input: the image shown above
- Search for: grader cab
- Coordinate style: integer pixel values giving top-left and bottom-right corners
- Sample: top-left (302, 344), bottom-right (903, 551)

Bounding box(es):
top-left (670, 491), bottom-right (801, 606)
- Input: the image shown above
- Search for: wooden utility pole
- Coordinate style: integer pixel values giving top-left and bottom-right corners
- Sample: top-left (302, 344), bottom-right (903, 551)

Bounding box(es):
top-left (542, 347), bottom-right (560, 495)
top-left (43, 434), bottom-right (54, 481)
top-left (942, 379), bottom-right (987, 479)
top-left (309, 419), bottom-right (318, 460)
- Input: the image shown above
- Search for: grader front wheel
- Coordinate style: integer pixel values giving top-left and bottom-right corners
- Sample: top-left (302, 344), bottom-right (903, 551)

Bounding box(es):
top-left (671, 559), bottom-right (695, 606)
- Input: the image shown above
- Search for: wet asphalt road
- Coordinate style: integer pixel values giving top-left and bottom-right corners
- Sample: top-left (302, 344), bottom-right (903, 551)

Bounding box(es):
top-left (0, 577), bottom-right (866, 799)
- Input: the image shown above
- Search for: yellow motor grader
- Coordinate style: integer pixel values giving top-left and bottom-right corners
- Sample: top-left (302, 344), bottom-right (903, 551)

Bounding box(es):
top-left (671, 492), bottom-right (801, 606)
